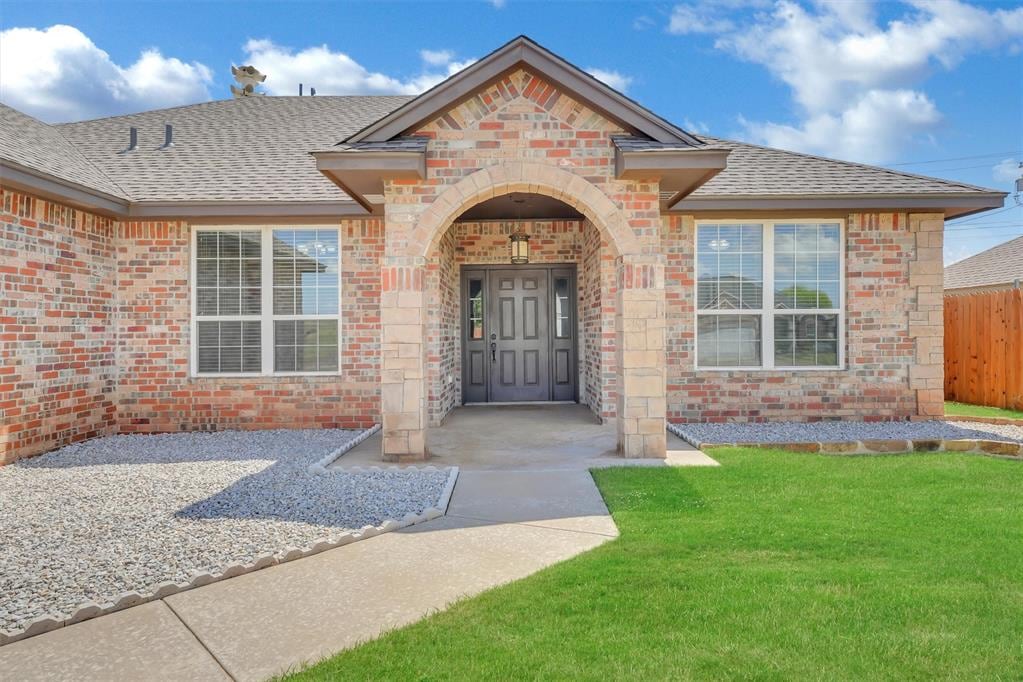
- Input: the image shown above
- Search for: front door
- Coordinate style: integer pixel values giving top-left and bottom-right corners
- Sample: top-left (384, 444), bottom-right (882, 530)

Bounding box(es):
top-left (461, 265), bottom-right (576, 403)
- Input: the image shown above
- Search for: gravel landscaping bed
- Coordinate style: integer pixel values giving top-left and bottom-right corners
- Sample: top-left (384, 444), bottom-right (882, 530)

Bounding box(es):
top-left (0, 429), bottom-right (452, 636)
top-left (671, 420), bottom-right (1023, 447)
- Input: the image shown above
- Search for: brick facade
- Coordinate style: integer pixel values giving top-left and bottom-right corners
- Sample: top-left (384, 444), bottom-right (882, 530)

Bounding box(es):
top-left (1, 189), bottom-right (117, 463)
top-left (426, 219), bottom-right (616, 425)
top-left (664, 212), bottom-right (944, 422)
top-left (0, 71), bottom-right (948, 463)
top-left (116, 218), bottom-right (380, 435)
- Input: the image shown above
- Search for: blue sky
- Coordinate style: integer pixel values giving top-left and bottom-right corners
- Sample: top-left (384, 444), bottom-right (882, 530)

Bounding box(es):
top-left (1, 0), bottom-right (1020, 262)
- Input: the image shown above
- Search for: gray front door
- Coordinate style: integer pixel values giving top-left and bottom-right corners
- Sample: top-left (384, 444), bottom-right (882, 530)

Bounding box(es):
top-left (461, 265), bottom-right (576, 403)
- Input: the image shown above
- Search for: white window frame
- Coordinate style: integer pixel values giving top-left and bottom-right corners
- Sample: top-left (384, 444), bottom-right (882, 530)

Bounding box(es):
top-left (190, 225), bottom-right (342, 378)
top-left (694, 218), bottom-right (846, 371)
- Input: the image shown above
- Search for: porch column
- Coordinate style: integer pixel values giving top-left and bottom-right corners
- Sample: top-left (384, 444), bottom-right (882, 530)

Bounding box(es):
top-left (380, 256), bottom-right (428, 461)
top-left (616, 255), bottom-right (667, 458)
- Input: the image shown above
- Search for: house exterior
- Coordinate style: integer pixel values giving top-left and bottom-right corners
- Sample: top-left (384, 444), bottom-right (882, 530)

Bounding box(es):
top-left (0, 37), bottom-right (1006, 464)
top-left (944, 235), bottom-right (1023, 295)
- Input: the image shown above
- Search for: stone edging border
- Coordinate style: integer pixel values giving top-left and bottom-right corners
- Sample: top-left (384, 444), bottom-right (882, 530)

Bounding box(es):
top-left (943, 415), bottom-right (1023, 427)
top-left (667, 423), bottom-right (1023, 460)
top-left (0, 433), bottom-right (458, 648)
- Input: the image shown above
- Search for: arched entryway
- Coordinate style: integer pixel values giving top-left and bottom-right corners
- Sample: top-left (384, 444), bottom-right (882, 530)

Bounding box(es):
top-left (380, 163), bottom-right (667, 461)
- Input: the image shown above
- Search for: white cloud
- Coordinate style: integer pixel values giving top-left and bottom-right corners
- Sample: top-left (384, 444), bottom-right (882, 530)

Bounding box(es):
top-left (740, 89), bottom-right (942, 164)
top-left (0, 24), bottom-right (212, 123)
top-left (586, 68), bottom-right (633, 93)
top-left (420, 49), bottom-right (455, 67)
top-left (244, 39), bottom-right (475, 96)
top-left (488, 0), bottom-right (507, 8)
top-left (683, 117), bottom-right (711, 134)
top-left (993, 158), bottom-right (1020, 185)
top-left (668, 0), bottom-right (1023, 163)
top-left (668, 4), bottom-right (735, 34)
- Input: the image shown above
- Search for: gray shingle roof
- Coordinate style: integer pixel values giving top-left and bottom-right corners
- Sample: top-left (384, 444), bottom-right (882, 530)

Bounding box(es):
top-left (0, 104), bottom-right (127, 199)
top-left (1, 96), bottom-right (1001, 207)
top-left (944, 235), bottom-right (1023, 291)
top-left (691, 135), bottom-right (997, 197)
top-left (328, 136), bottom-right (430, 153)
top-left (611, 135), bottom-right (705, 152)
top-left (57, 96), bottom-right (411, 203)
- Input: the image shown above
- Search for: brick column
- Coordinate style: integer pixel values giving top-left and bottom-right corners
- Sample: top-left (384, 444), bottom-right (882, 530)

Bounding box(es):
top-left (908, 213), bottom-right (945, 417)
top-left (380, 256), bottom-right (428, 461)
top-left (616, 255), bottom-right (667, 458)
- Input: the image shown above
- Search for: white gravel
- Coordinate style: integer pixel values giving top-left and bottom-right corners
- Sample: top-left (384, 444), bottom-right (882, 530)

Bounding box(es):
top-left (0, 429), bottom-right (450, 634)
top-left (671, 420), bottom-right (1023, 446)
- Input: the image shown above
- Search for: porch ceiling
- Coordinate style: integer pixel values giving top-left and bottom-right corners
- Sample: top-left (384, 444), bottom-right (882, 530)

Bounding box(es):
top-left (457, 193), bottom-right (584, 221)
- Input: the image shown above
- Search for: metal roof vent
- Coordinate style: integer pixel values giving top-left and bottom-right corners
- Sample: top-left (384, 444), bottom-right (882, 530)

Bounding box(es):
top-left (127, 126), bottom-right (138, 151)
top-left (161, 123), bottom-right (174, 149)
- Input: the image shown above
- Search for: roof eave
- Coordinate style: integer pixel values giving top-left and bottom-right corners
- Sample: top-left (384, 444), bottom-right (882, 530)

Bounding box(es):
top-left (668, 192), bottom-right (1007, 219)
top-left (0, 160), bottom-right (130, 217)
top-left (312, 149), bottom-right (426, 214)
top-left (127, 200), bottom-right (369, 221)
top-left (343, 36), bottom-right (699, 145)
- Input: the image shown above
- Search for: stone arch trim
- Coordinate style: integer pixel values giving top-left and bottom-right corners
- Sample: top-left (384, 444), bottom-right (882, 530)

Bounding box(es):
top-left (405, 163), bottom-right (643, 259)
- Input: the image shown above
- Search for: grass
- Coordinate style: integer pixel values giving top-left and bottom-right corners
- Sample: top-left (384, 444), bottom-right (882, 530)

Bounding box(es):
top-left (945, 401), bottom-right (1023, 420)
top-left (289, 449), bottom-right (1023, 680)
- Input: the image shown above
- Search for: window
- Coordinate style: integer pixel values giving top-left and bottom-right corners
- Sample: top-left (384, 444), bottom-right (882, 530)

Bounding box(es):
top-left (695, 220), bottom-right (844, 370)
top-left (191, 227), bottom-right (341, 376)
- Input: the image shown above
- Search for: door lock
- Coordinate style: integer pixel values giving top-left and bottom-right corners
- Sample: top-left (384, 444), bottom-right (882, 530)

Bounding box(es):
top-left (490, 333), bottom-right (497, 363)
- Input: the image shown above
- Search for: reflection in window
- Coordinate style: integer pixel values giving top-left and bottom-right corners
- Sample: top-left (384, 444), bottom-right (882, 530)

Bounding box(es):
top-left (774, 314), bottom-right (839, 367)
top-left (554, 277), bottom-right (571, 338)
top-left (274, 320), bottom-right (338, 372)
top-left (468, 279), bottom-right (483, 340)
top-left (774, 223), bottom-right (840, 310)
top-left (697, 224), bottom-right (763, 310)
top-left (697, 315), bottom-right (761, 367)
top-left (272, 229), bottom-right (339, 315)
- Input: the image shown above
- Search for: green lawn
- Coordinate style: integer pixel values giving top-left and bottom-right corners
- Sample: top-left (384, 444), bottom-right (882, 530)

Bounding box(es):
top-left (289, 449), bottom-right (1023, 680)
top-left (946, 400), bottom-right (1023, 420)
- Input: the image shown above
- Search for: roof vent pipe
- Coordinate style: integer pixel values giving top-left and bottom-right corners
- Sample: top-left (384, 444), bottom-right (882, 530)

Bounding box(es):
top-left (128, 126), bottom-right (138, 151)
top-left (162, 123), bottom-right (174, 149)
top-left (299, 83), bottom-right (303, 96)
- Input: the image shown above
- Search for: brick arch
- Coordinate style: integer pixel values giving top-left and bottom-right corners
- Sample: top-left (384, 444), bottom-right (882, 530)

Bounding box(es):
top-left (405, 163), bottom-right (642, 259)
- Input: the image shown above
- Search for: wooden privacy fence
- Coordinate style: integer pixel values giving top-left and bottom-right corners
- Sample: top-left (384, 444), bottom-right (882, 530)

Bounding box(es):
top-left (944, 288), bottom-right (1023, 410)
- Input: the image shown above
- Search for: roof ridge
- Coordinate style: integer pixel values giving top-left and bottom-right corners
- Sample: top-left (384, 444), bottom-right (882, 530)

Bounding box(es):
top-left (697, 134), bottom-right (1003, 195)
top-left (0, 103), bottom-right (131, 200)
top-left (50, 117), bottom-right (132, 199)
top-left (55, 95), bottom-right (415, 127)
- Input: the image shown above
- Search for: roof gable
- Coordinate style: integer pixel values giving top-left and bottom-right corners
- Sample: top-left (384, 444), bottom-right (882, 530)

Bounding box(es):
top-left (342, 36), bottom-right (700, 145)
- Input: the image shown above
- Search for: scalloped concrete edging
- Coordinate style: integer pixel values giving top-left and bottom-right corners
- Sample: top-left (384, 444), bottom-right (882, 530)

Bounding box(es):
top-left (0, 457), bottom-right (459, 648)
top-left (667, 423), bottom-right (1023, 460)
top-left (307, 424), bottom-right (382, 474)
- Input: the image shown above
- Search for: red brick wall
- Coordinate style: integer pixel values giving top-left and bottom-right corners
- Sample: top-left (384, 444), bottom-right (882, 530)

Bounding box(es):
top-left (1, 188), bottom-right (117, 463)
top-left (116, 218), bottom-right (381, 434)
top-left (426, 219), bottom-right (616, 423)
top-left (664, 212), bottom-right (926, 422)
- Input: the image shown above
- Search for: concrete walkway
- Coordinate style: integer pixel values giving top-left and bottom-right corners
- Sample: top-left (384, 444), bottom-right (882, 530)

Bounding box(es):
top-left (0, 407), bottom-right (716, 681)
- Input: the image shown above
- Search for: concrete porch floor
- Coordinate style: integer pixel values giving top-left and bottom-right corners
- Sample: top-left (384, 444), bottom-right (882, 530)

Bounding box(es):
top-left (334, 403), bottom-right (717, 470)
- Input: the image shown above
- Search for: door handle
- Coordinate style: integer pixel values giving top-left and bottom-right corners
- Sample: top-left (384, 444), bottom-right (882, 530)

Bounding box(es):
top-left (490, 342), bottom-right (497, 363)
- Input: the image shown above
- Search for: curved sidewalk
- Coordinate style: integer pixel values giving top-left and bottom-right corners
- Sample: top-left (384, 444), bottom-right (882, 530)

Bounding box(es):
top-left (0, 406), bottom-right (714, 681)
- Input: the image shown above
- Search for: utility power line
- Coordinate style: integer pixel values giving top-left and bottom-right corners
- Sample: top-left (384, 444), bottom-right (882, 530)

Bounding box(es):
top-left (884, 151), bottom-right (1022, 167)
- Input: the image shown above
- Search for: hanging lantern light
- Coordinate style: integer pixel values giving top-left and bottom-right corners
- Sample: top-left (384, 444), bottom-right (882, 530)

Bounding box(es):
top-left (509, 232), bottom-right (530, 264)
top-left (508, 194), bottom-right (530, 264)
